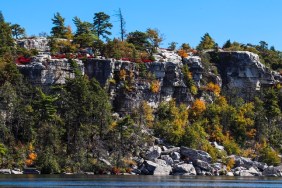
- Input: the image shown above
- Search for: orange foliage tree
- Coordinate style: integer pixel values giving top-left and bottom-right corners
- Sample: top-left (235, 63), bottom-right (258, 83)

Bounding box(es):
top-left (178, 49), bottom-right (188, 61)
top-left (190, 99), bottom-right (206, 119)
top-left (205, 82), bottom-right (221, 96)
top-left (25, 144), bottom-right (37, 167)
top-left (150, 80), bottom-right (160, 93)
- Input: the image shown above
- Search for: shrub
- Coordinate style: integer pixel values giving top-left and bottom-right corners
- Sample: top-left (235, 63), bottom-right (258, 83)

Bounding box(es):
top-left (259, 147), bottom-right (281, 166)
top-left (150, 80), bottom-right (160, 93)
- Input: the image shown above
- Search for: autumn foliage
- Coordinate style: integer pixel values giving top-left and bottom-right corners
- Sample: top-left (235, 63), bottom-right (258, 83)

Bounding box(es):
top-left (205, 82), bottom-right (221, 96)
top-left (150, 80), bottom-right (160, 93)
top-left (178, 49), bottom-right (188, 59)
top-left (191, 99), bottom-right (206, 116)
top-left (25, 144), bottom-right (37, 167)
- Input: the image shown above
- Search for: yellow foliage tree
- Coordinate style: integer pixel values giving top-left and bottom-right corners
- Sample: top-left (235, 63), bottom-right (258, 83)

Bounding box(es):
top-left (178, 49), bottom-right (188, 60)
top-left (191, 99), bottom-right (206, 117)
top-left (205, 82), bottom-right (221, 96)
top-left (25, 144), bottom-right (37, 167)
top-left (150, 80), bottom-right (160, 93)
top-left (141, 101), bottom-right (154, 128)
top-left (119, 69), bottom-right (127, 81)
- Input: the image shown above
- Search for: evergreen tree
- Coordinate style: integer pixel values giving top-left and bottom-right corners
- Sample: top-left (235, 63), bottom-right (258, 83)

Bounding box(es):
top-left (197, 33), bottom-right (216, 50)
top-left (10, 24), bottom-right (26, 39)
top-left (51, 12), bottom-right (67, 38)
top-left (73, 16), bottom-right (97, 48)
top-left (0, 11), bottom-right (14, 56)
top-left (126, 31), bottom-right (150, 51)
top-left (223, 39), bottom-right (232, 49)
top-left (93, 12), bottom-right (113, 40)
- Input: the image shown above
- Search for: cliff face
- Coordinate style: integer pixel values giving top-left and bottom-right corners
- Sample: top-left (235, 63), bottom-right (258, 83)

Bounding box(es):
top-left (18, 58), bottom-right (84, 85)
top-left (17, 47), bottom-right (282, 113)
top-left (210, 51), bottom-right (282, 90)
top-left (17, 37), bottom-right (50, 52)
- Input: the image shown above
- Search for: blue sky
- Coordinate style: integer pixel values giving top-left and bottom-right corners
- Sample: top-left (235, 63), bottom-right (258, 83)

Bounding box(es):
top-left (1, 0), bottom-right (282, 50)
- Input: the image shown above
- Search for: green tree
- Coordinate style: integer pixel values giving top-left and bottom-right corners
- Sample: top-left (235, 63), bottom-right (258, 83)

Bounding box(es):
top-left (0, 11), bottom-right (14, 56)
top-left (222, 39), bottom-right (232, 49)
top-left (93, 12), bottom-right (113, 40)
top-left (197, 33), bottom-right (216, 50)
top-left (73, 16), bottom-right (97, 48)
top-left (51, 12), bottom-right (68, 38)
top-left (181, 43), bottom-right (191, 51)
top-left (168, 42), bottom-right (178, 51)
top-left (11, 24), bottom-right (26, 39)
top-left (126, 31), bottom-right (150, 52)
top-left (146, 28), bottom-right (163, 53)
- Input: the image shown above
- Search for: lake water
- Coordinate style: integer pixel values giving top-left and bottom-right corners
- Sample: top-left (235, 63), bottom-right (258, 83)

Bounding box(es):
top-left (0, 175), bottom-right (282, 188)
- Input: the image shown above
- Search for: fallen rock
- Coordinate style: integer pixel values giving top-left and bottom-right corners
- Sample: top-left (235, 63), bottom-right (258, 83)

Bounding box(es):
top-left (161, 155), bottom-right (174, 166)
top-left (180, 147), bottom-right (212, 163)
top-left (173, 163), bottom-right (196, 175)
top-left (253, 161), bottom-right (268, 171)
top-left (226, 172), bottom-right (234, 176)
top-left (171, 152), bottom-right (181, 161)
top-left (0, 169), bottom-right (11, 174)
top-left (262, 166), bottom-right (282, 177)
top-left (143, 160), bottom-right (171, 175)
top-left (248, 167), bottom-right (261, 176)
top-left (161, 147), bottom-right (180, 155)
top-left (145, 146), bottom-right (162, 160)
top-left (99, 158), bottom-right (112, 167)
top-left (194, 159), bottom-right (214, 172)
top-left (239, 170), bottom-right (254, 177)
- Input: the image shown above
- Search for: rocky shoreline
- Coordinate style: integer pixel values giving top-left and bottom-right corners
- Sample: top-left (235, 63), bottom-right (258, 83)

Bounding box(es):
top-left (1, 144), bottom-right (281, 177)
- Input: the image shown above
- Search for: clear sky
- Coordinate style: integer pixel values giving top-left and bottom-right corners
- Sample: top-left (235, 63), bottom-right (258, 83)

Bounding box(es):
top-left (1, 0), bottom-right (282, 50)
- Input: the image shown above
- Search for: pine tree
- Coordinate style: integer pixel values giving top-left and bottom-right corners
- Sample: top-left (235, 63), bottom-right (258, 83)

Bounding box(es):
top-left (51, 12), bottom-right (67, 38)
top-left (93, 12), bottom-right (113, 40)
top-left (197, 33), bottom-right (216, 50)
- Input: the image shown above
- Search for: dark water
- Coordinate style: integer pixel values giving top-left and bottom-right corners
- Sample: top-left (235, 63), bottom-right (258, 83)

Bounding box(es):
top-left (0, 175), bottom-right (282, 188)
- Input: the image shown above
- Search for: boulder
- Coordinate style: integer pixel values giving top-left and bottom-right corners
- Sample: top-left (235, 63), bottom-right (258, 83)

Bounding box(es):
top-left (226, 172), bottom-right (234, 176)
top-left (239, 170), bottom-right (254, 177)
top-left (98, 158), bottom-right (112, 167)
top-left (248, 167), bottom-right (261, 176)
top-left (211, 141), bottom-right (224, 151)
top-left (173, 163), bottom-right (196, 175)
top-left (262, 166), bottom-right (282, 177)
top-left (161, 147), bottom-right (180, 155)
top-left (11, 169), bottom-right (23, 174)
top-left (194, 159), bottom-right (214, 172)
top-left (153, 164), bottom-right (172, 176)
top-left (0, 169), bottom-right (11, 174)
top-left (143, 160), bottom-right (171, 175)
top-left (145, 146), bottom-right (162, 160)
top-left (171, 152), bottom-right (181, 161)
top-left (231, 155), bottom-right (254, 169)
top-left (180, 147), bottom-right (212, 163)
top-left (253, 161), bottom-right (268, 171)
top-left (161, 155), bottom-right (174, 166)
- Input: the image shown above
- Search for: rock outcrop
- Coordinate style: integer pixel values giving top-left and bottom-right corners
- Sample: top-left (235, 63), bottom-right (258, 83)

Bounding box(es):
top-left (16, 44), bottom-right (282, 112)
top-left (210, 51), bottom-right (282, 90)
top-left (18, 58), bottom-right (84, 85)
top-left (17, 37), bottom-right (50, 52)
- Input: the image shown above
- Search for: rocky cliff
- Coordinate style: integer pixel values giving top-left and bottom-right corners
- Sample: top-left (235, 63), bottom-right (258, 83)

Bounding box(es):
top-left (17, 47), bottom-right (282, 113)
top-left (209, 51), bottom-right (282, 90)
top-left (17, 37), bottom-right (50, 52)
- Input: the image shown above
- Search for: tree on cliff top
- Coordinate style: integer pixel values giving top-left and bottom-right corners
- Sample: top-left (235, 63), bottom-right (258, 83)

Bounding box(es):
top-left (51, 12), bottom-right (68, 38)
top-left (197, 33), bottom-right (216, 50)
top-left (73, 16), bottom-right (97, 48)
top-left (0, 11), bottom-right (14, 56)
top-left (93, 12), bottom-right (113, 40)
top-left (126, 30), bottom-right (150, 52)
top-left (11, 24), bottom-right (26, 39)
